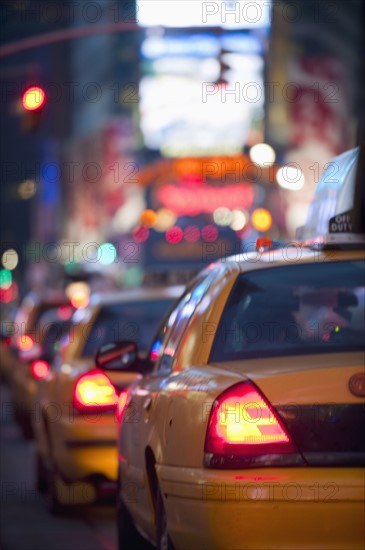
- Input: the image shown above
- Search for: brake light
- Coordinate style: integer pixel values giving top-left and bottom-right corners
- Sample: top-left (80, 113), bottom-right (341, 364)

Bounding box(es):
top-left (3, 336), bottom-right (11, 348)
top-left (31, 360), bottom-right (50, 380)
top-left (204, 382), bottom-right (297, 465)
top-left (17, 334), bottom-right (34, 351)
top-left (73, 370), bottom-right (118, 412)
top-left (116, 391), bottom-right (129, 423)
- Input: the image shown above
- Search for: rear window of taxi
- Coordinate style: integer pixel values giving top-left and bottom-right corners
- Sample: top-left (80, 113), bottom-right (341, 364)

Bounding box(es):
top-left (210, 260), bottom-right (365, 361)
top-left (81, 299), bottom-right (176, 357)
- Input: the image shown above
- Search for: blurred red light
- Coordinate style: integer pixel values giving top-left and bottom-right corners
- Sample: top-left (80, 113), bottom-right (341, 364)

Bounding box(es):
top-left (133, 226), bottom-right (149, 243)
top-left (0, 282), bottom-right (18, 304)
top-left (184, 225), bottom-right (200, 243)
top-left (202, 225), bottom-right (218, 242)
top-left (166, 226), bottom-right (183, 244)
top-left (116, 391), bottom-right (128, 423)
top-left (21, 86), bottom-right (46, 111)
top-left (74, 370), bottom-right (118, 412)
top-left (31, 360), bottom-right (50, 380)
top-left (4, 336), bottom-right (12, 348)
top-left (157, 184), bottom-right (254, 216)
top-left (57, 305), bottom-right (74, 320)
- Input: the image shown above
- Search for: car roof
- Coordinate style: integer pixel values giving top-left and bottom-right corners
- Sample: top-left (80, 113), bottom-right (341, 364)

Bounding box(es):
top-left (88, 285), bottom-right (185, 307)
top-left (217, 247), bottom-right (364, 275)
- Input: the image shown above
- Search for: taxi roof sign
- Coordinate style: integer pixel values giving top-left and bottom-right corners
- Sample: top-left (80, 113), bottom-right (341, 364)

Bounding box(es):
top-left (296, 147), bottom-right (365, 247)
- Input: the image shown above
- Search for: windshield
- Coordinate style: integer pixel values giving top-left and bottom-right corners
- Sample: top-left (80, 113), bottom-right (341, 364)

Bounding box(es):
top-left (210, 260), bottom-right (365, 362)
top-left (81, 298), bottom-right (175, 358)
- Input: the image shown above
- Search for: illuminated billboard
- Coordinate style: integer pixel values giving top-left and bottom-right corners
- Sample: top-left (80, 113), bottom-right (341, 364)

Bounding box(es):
top-left (137, 1), bottom-right (271, 29)
top-left (139, 33), bottom-right (266, 157)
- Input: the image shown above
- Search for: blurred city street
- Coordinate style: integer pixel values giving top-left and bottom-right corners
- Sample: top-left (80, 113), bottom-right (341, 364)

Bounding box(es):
top-left (0, 1), bottom-right (364, 549)
top-left (0, 383), bottom-right (118, 550)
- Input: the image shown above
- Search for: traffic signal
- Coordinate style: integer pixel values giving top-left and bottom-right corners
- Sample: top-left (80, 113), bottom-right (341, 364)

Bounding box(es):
top-left (20, 85), bottom-right (47, 131)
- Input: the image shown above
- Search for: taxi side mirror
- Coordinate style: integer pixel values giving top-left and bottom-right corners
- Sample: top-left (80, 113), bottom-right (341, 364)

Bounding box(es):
top-left (95, 341), bottom-right (139, 372)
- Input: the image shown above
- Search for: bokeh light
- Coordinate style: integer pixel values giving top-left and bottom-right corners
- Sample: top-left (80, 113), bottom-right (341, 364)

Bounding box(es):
top-left (201, 225), bottom-right (218, 242)
top-left (249, 143), bottom-right (276, 166)
top-left (133, 226), bottom-right (150, 243)
top-left (166, 226), bottom-right (183, 244)
top-left (154, 208), bottom-right (176, 232)
top-left (18, 179), bottom-right (36, 200)
top-left (140, 209), bottom-right (158, 227)
top-left (1, 249), bottom-right (18, 271)
top-left (0, 269), bottom-right (12, 290)
top-left (98, 242), bottom-right (117, 265)
top-left (65, 282), bottom-right (90, 309)
top-left (230, 210), bottom-right (248, 231)
top-left (251, 208), bottom-right (273, 232)
top-left (213, 207), bottom-right (233, 226)
top-left (22, 86), bottom-right (46, 111)
top-left (276, 165), bottom-right (305, 190)
top-left (184, 225), bottom-right (200, 243)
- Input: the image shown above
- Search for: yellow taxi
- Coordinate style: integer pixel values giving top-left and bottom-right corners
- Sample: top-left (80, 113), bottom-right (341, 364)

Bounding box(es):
top-left (10, 305), bottom-right (74, 438)
top-left (107, 147), bottom-right (365, 550)
top-left (5, 293), bottom-right (73, 437)
top-left (32, 286), bottom-right (183, 513)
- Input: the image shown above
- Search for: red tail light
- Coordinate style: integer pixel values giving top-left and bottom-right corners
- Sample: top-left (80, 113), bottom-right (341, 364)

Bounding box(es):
top-left (31, 360), bottom-right (50, 380)
top-left (73, 370), bottom-right (118, 412)
top-left (3, 336), bottom-right (11, 348)
top-left (204, 382), bottom-right (300, 468)
top-left (17, 334), bottom-right (34, 351)
top-left (116, 391), bottom-right (129, 423)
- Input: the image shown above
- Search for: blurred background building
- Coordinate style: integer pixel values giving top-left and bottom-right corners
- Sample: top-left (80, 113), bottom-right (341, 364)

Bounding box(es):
top-left (0, 0), bottom-right (363, 305)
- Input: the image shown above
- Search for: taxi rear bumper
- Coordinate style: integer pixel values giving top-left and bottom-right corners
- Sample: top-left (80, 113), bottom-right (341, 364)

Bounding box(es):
top-left (156, 464), bottom-right (365, 550)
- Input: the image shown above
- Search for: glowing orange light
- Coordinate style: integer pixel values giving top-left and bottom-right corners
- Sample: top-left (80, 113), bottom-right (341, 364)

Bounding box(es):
top-left (140, 209), bottom-right (157, 228)
top-left (74, 370), bottom-right (118, 411)
top-left (70, 292), bottom-right (90, 309)
top-left (21, 86), bottom-right (46, 111)
top-left (205, 382), bottom-right (296, 456)
top-left (251, 208), bottom-right (272, 232)
top-left (31, 360), bottom-right (50, 380)
top-left (17, 334), bottom-right (34, 351)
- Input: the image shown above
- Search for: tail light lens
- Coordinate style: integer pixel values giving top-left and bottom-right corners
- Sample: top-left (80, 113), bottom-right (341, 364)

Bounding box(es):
top-left (73, 370), bottom-right (118, 413)
top-left (31, 360), bottom-right (50, 380)
top-left (17, 334), bottom-right (34, 352)
top-left (116, 391), bottom-right (129, 423)
top-left (204, 382), bottom-right (302, 468)
top-left (3, 336), bottom-right (11, 348)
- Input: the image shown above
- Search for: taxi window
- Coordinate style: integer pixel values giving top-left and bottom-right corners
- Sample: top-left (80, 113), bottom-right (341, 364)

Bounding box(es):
top-left (81, 299), bottom-right (175, 357)
top-left (210, 260), bottom-right (365, 362)
top-left (157, 270), bottom-right (217, 373)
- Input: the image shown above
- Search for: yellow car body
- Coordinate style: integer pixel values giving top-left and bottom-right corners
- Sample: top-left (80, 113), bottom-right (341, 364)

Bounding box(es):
top-left (32, 286), bottom-right (184, 508)
top-left (9, 298), bottom-right (73, 438)
top-left (116, 248), bottom-right (365, 550)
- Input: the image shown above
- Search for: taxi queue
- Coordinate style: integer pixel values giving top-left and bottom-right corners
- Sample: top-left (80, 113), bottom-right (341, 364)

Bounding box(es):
top-left (1, 147), bottom-right (364, 550)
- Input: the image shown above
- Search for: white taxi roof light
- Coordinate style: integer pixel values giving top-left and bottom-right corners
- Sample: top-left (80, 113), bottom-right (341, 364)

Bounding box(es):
top-left (296, 147), bottom-right (364, 246)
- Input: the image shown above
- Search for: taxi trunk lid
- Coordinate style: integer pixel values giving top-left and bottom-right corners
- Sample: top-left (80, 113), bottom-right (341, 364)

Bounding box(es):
top-left (213, 351), bottom-right (365, 466)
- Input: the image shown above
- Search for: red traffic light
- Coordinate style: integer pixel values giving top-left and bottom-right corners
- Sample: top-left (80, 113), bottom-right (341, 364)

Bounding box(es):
top-left (21, 86), bottom-right (46, 112)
